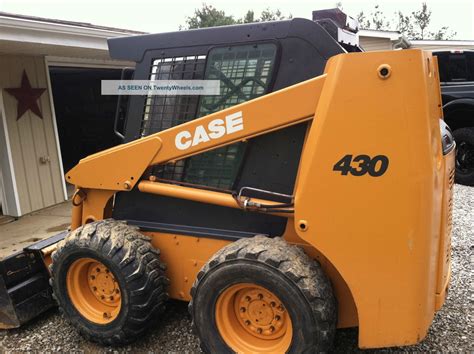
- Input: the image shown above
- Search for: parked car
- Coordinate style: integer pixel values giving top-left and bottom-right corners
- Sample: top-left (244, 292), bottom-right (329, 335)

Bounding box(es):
top-left (435, 50), bottom-right (474, 186)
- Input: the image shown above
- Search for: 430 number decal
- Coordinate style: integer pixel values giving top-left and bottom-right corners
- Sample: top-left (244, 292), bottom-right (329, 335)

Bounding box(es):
top-left (333, 154), bottom-right (389, 177)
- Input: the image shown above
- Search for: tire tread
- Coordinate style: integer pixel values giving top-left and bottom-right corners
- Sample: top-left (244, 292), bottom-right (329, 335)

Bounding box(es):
top-left (51, 219), bottom-right (169, 346)
top-left (189, 235), bottom-right (337, 352)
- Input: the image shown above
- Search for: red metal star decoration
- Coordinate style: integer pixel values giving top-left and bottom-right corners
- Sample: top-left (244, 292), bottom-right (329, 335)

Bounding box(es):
top-left (4, 70), bottom-right (46, 120)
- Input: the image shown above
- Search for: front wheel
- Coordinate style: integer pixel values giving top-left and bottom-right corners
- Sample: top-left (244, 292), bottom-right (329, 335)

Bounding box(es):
top-left (189, 236), bottom-right (337, 353)
top-left (453, 127), bottom-right (474, 186)
top-left (50, 219), bottom-right (169, 345)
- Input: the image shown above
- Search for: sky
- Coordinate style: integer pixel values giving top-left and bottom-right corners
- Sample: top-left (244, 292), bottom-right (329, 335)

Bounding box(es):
top-left (0, 0), bottom-right (473, 40)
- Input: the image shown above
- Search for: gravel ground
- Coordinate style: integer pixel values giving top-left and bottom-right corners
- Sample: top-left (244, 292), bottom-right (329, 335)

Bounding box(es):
top-left (0, 185), bottom-right (472, 352)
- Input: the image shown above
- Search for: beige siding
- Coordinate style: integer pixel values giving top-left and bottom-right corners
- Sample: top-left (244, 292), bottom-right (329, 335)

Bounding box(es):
top-left (410, 44), bottom-right (474, 51)
top-left (0, 55), bottom-right (65, 215)
top-left (359, 37), bottom-right (393, 51)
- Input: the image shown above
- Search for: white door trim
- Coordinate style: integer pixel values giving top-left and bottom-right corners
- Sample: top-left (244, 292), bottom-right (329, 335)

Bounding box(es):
top-left (44, 57), bottom-right (68, 201)
top-left (46, 56), bottom-right (134, 69)
top-left (0, 91), bottom-right (21, 216)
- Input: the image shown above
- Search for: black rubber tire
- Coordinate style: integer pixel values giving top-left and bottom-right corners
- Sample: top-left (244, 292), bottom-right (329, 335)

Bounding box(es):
top-left (50, 219), bottom-right (169, 346)
top-left (189, 235), bottom-right (337, 353)
top-left (453, 127), bottom-right (474, 186)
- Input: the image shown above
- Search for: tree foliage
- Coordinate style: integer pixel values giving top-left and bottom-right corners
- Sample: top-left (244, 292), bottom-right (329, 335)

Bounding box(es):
top-left (369, 5), bottom-right (391, 31)
top-left (183, 4), bottom-right (291, 29)
top-left (184, 2), bottom-right (456, 40)
top-left (257, 8), bottom-right (289, 22)
top-left (184, 4), bottom-right (235, 29)
top-left (355, 2), bottom-right (456, 40)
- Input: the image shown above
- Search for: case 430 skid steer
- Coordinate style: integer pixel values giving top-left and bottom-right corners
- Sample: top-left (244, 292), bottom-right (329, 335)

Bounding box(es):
top-left (0, 10), bottom-right (455, 352)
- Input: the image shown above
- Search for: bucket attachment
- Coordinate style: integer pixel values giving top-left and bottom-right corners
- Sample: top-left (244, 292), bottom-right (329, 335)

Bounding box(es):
top-left (0, 232), bottom-right (66, 328)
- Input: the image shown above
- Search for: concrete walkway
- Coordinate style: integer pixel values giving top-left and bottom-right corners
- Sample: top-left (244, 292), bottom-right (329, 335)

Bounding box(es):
top-left (0, 202), bottom-right (71, 259)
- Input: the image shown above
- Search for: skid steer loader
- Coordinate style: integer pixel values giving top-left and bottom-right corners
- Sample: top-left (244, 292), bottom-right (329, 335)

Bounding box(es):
top-left (0, 10), bottom-right (455, 352)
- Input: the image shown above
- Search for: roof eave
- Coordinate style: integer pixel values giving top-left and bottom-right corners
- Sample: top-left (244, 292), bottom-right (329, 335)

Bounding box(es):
top-left (0, 15), bottom-right (142, 54)
top-left (358, 29), bottom-right (403, 40)
top-left (0, 15), bottom-right (140, 40)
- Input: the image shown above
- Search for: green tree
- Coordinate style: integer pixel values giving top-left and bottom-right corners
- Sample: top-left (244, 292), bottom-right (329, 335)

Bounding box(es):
top-left (183, 4), bottom-right (291, 29)
top-left (395, 10), bottom-right (414, 38)
top-left (240, 8), bottom-right (290, 23)
top-left (410, 2), bottom-right (432, 39)
top-left (431, 26), bottom-right (455, 40)
top-left (257, 8), bottom-right (290, 22)
top-left (354, 2), bottom-right (456, 40)
top-left (370, 4), bottom-right (391, 30)
top-left (241, 10), bottom-right (256, 24)
top-left (356, 11), bottom-right (372, 30)
top-left (410, 3), bottom-right (456, 39)
top-left (184, 4), bottom-right (236, 29)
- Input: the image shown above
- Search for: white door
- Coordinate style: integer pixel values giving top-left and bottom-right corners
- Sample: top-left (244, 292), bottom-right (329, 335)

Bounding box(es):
top-left (0, 55), bottom-right (66, 216)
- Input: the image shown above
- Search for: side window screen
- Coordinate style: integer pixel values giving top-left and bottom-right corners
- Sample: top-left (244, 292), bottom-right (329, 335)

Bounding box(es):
top-left (198, 44), bottom-right (277, 116)
top-left (152, 43), bottom-right (277, 189)
top-left (141, 55), bottom-right (207, 136)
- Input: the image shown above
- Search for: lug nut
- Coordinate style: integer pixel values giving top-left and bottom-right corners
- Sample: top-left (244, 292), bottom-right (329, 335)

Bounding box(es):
top-left (240, 307), bottom-right (246, 313)
top-left (92, 286), bottom-right (97, 291)
top-left (258, 293), bottom-right (263, 300)
top-left (270, 326), bottom-right (275, 333)
top-left (245, 296), bottom-right (251, 302)
top-left (257, 328), bottom-right (262, 334)
top-left (90, 275), bottom-right (95, 280)
top-left (245, 320), bottom-right (251, 326)
top-left (270, 301), bottom-right (276, 307)
top-left (275, 315), bottom-right (281, 321)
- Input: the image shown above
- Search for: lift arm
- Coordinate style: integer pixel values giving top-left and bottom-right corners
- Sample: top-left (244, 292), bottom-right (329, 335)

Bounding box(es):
top-left (65, 73), bottom-right (325, 227)
top-left (66, 75), bottom-right (325, 191)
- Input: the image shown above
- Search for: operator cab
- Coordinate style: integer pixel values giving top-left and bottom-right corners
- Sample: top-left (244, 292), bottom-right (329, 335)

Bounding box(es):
top-left (109, 9), bottom-right (362, 238)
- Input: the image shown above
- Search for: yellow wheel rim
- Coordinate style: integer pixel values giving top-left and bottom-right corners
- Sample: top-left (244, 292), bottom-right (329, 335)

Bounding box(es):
top-left (66, 258), bottom-right (121, 324)
top-left (215, 283), bottom-right (292, 353)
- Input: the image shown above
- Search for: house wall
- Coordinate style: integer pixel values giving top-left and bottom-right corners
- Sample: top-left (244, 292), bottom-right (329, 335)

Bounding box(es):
top-left (0, 55), bottom-right (65, 216)
top-left (359, 36), bottom-right (393, 51)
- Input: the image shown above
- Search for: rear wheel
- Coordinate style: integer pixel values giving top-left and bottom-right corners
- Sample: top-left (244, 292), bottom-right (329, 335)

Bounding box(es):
top-left (453, 127), bottom-right (474, 186)
top-left (189, 235), bottom-right (337, 353)
top-left (50, 219), bottom-right (169, 345)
